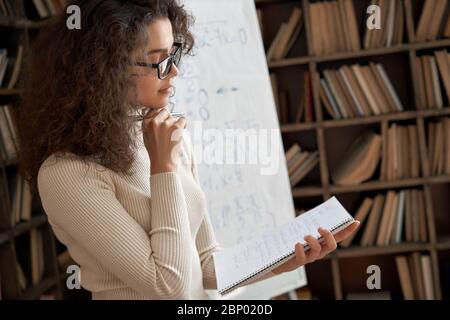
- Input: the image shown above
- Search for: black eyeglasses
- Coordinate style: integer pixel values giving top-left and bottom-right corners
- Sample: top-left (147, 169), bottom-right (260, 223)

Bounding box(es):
top-left (130, 42), bottom-right (182, 80)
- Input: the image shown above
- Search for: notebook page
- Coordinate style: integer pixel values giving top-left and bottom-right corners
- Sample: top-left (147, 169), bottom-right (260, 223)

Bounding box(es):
top-left (213, 197), bottom-right (353, 293)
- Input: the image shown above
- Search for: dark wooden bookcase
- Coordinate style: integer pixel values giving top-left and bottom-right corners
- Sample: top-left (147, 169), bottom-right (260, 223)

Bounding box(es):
top-left (257, 0), bottom-right (450, 299)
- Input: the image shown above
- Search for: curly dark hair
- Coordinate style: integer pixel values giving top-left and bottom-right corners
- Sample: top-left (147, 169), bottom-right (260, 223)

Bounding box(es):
top-left (17, 0), bottom-right (195, 194)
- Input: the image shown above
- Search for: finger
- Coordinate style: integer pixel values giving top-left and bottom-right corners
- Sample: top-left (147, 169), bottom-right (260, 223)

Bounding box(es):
top-left (174, 116), bottom-right (187, 129)
top-left (304, 235), bottom-right (321, 263)
top-left (318, 227), bottom-right (337, 258)
top-left (153, 108), bottom-right (171, 122)
top-left (334, 221), bottom-right (360, 243)
top-left (142, 107), bottom-right (164, 120)
top-left (294, 242), bottom-right (306, 266)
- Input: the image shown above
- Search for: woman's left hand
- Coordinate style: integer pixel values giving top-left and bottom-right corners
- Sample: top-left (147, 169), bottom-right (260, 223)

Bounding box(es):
top-left (272, 221), bottom-right (360, 275)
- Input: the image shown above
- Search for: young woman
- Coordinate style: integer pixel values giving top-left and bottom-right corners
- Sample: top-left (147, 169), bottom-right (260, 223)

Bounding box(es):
top-left (17, 0), bottom-right (359, 300)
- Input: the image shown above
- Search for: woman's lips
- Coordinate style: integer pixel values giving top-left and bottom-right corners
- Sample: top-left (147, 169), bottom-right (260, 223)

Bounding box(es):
top-left (159, 86), bottom-right (172, 93)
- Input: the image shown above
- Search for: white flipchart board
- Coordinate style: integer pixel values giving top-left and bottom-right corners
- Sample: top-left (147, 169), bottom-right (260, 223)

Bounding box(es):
top-left (173, 0), bottom-right (307, 299)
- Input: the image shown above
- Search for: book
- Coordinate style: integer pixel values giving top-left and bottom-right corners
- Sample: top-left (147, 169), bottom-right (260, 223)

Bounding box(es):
top-left (339, 197), bottom-right (373, 248)
top-left (273, 7), bottom-right (302, 60)
top-left (396, 256), bottom-right (415, 299)
top-left (213, 197), bottom-right (354, 295)
top-left (421, 255), bottom-right (435, 300)
top-left (309, 0), bottom-right (360, 55)
top-left (331, 131), bottom-right (382, 185)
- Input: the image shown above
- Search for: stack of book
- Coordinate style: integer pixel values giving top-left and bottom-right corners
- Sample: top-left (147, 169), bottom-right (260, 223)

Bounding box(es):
top-left (380, 124), bottom-right (421, 181)
top-left (0, 104), bottom-right (19, 161)
top-left (363, 0), bottom-right (405, 49)
top-left (416, 0), bottom-right (450, 42)
top-left (340, 189), bottom-right (428, 248)
top-left (415, 50), bottom-right (450, 109)
top-left (308, 0), bottom-right (360, 56)
top-left (427, 118), bottom-right (450, 175)
top-left (0, 46), bottom-right (24, 89)
top-left (396, 253), bottom-right (435, 300)
top-left (331, 131), bottom-right (382, 186)
top-left (266, 7), bottom-right (303, 61)
top-left (285, 143), bottom-right (319, 187)
top-left (320, 62), bottom-right (404, 119)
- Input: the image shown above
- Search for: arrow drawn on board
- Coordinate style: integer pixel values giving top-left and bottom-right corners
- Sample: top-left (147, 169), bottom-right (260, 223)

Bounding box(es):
top-left (216, 87), bottom-right (239, 95)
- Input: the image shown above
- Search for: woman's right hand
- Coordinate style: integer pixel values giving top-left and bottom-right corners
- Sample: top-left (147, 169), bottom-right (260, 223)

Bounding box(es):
top-left (142, 107), bottom-right (187, 175)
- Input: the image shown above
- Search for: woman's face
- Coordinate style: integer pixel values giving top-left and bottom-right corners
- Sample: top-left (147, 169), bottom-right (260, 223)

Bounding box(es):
top-left (131, 17), bottom-right (179, 110)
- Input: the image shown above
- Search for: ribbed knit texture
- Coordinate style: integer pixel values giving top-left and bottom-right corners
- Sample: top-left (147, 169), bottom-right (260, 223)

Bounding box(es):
top-left (37, 127), bottom-right (221, 300)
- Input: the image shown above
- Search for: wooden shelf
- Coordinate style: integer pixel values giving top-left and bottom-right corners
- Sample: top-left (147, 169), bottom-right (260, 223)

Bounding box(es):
top-left (0, 88), bottom-right (24, 96)
top-left (20, 276), bottom-right (58, 300)
top-left (292, 186), bottom-right (323, 198)
top-left (330, 178), bottom-right (424, 194)
top-left (328, 242), bottom-right (433, 260)
top-left (281, 108), bottom-right (450, 133)
top-left (268, 39), bottom-right (450, 69)
top-left (328, 176), bottom-right (450, 194)
top-left (0, 215), bottom-right (48, 246)
top-left (0, 231), bottom-right (9, 246)
top-left (12, 215), bottom-right (48, 238)
top-left (0, 157), bottom-right (18, 166)
top-left (0, 16), bottom-right (52, 29)
top-left (436, 238), bottom-right (450, 251)
top-left (281, 122), bottom-right (318, 133)
top-left (292, 175), bottom-right (450, 198)
top-left (0, 16), bottom-right (29, 28)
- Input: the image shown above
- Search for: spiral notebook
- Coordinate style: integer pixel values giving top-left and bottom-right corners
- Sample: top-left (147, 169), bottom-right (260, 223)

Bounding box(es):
top-left (213, 196), bottom-right (354, 295)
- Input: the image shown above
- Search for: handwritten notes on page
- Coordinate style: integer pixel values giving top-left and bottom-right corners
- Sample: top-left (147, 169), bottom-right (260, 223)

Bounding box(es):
top-left (213, 197), bottom-right (354, 295)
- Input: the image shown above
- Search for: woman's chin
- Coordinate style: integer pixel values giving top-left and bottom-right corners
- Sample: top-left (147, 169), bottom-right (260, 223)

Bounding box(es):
top-left (157, 96), bottom-right (170, 105)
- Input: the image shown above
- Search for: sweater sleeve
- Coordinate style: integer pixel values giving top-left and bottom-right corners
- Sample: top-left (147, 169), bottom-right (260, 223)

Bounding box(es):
top-left (37, 156), bottom-right (193, 299)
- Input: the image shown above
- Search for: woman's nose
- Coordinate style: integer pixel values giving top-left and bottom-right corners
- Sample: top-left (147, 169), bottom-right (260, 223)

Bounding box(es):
top-left (169, 62), bottom-right (179, 78)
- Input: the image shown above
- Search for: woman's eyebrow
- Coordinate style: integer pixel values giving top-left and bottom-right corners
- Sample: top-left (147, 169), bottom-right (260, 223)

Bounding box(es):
top-left (146, 48), bottom-right (169, 56)
top-left (146, 42), bottom-right (175, 56)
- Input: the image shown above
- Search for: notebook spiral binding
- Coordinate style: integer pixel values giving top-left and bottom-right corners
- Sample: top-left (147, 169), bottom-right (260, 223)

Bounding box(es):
top-left (219, 217), bottom-right (355, 295)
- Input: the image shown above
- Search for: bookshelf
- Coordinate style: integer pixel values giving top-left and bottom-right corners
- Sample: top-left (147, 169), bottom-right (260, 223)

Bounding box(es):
top-left (0, 0), bottom-right (84, 300)
top-left (257, 0), bottom-right (450, 300)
